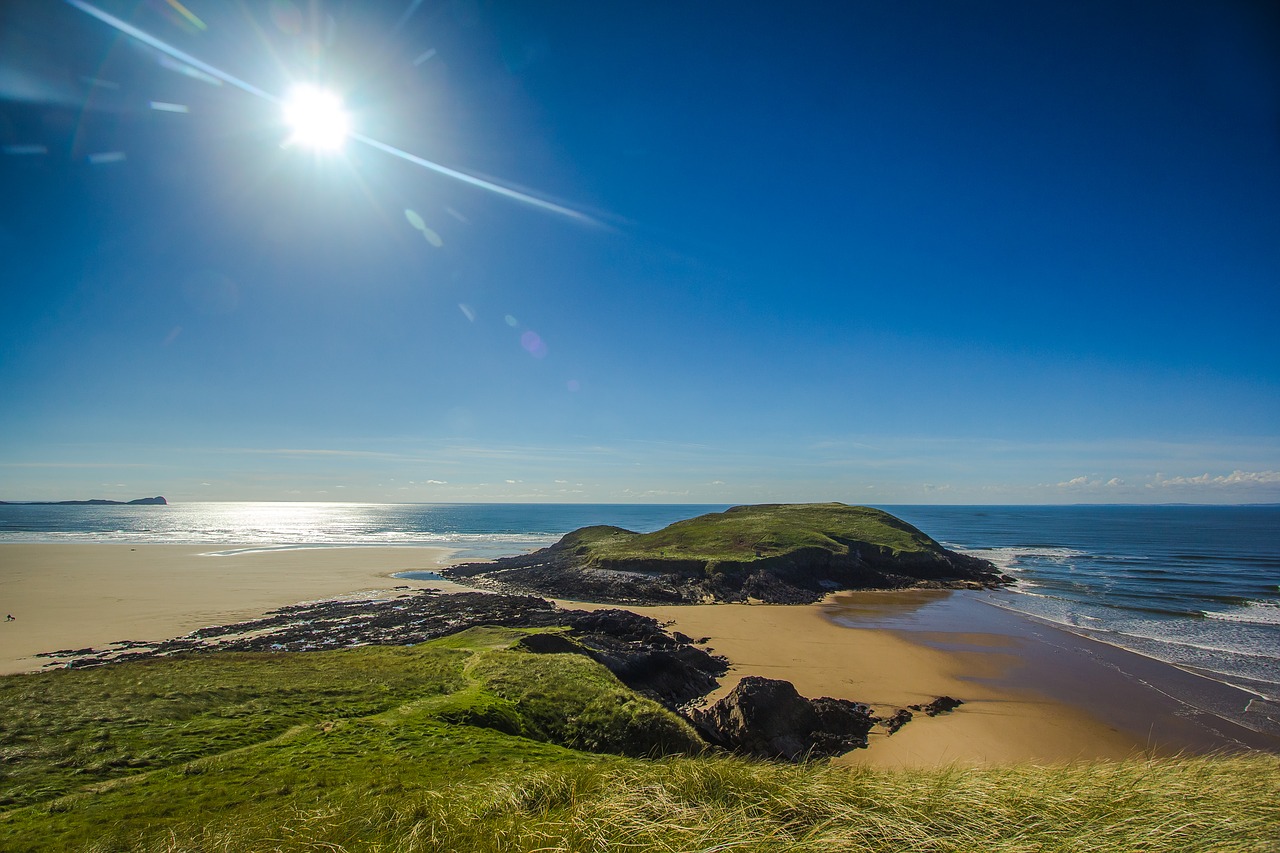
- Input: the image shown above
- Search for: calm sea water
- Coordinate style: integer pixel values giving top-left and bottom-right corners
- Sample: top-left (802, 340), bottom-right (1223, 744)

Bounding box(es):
top-left (2, 502), bottom-right (1276, 703)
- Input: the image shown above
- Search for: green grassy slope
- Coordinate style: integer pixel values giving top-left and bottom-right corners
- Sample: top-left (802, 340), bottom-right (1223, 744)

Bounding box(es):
top-left (2, 630), bottom-right (1277, 852)
top-left (578, 503), bottom-right (945, 564)
top-left (0, 628), bottom-right (698, 827)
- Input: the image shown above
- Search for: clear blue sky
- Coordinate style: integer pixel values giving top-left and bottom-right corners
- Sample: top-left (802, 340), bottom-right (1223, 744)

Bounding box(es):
top-left (1, 0), bottom-right (1277, 504)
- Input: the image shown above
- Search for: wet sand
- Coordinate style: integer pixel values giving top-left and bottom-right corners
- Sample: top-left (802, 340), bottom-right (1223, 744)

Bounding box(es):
top-left (0, 544), bottom-right (467, 674)
top-left (632, 590), bottom-right (1280, 767)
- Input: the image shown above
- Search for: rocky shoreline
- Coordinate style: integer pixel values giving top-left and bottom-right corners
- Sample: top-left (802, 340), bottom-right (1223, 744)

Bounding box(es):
top-left (34, 589), bottom-right (962, 762)
top-left (442, 538), bottom-right (1007, 605)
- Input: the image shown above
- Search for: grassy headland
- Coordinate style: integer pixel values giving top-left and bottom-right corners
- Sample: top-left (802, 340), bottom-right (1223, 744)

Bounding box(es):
top-left (3, 628), bottom-right (1277, 852)
top-left (445, 503), bottom-right (1007, 603)
top-left (567, 502), bottom-right (944, 562)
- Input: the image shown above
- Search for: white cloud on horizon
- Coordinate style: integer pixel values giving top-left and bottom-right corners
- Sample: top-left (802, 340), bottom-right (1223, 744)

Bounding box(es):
top-left (1153, 470), bottom-right (1280, 487)
top-left (1053, 476), bottom-right (1125, 488)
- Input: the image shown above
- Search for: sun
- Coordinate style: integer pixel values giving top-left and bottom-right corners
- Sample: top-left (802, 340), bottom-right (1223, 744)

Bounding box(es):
top-left (282, 84), bottom-right (350, 151)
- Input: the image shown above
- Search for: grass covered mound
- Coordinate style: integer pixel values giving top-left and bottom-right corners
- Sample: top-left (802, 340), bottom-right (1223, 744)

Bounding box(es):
top-left (446, 503), bottom-right (1008, 604)
top-left (1, 636), bottom-right (1276, 852)
top-left (0, 628), bottom-right (699, 817)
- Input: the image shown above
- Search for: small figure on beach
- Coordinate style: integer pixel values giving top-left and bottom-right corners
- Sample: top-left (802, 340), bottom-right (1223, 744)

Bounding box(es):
top-left (5, 614), bottom-right (13, 622)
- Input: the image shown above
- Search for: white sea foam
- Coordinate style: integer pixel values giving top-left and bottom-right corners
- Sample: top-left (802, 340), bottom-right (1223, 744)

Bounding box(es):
top-left (985, 597), bottom-right (1280, 697)
top-left (959, 545), bottom-right (1086, 573)
top-left (1202, 600), bottom-right (1280, 626)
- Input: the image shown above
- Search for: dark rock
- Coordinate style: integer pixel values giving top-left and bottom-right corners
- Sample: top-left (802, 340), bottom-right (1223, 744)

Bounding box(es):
top-left (441, 527), bottom-right (1008, 606)
top-left (690, 676), bottom-right (874, 761)
top-left (875, 708), bottom-right (915, 734)
top-left (909, 696), bottom-right (964, 716)
top-left (31, 591), bottom-right (728, 713)
top-left (576, 635), bottom-right (725, 708)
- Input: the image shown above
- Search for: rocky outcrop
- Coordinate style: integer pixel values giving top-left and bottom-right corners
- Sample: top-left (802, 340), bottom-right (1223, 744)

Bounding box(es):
top-left (690, 676), bottom-right (876, 761)
top-left (519, 608), bottom-right (729, 708)
top-left (909, 696), bottom-right (964, 716)
top-left (443, 540), bottom-right (1006, 605)
top-left (37, 590), bottom-right (965, 764)
top-left (876, 708), bottom-right (914, 733)
top-left (36, 592), bottom-right (728, 710)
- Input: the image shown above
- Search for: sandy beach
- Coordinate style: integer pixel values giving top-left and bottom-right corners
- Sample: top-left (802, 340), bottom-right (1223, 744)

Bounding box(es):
top-left (634, 590), bottom-right (1280, 766)
top-left (631, 598), bottom-right (1144, 767)
top-left (0, 544), bottom-right (467, 675)
top-left (3, 544), bottom-right (1275, 766)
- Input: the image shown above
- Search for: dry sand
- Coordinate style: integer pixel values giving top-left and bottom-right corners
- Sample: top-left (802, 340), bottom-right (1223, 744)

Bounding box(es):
top-left (631, 598), bottom-right (1147, 767)
top-left (0, 544), bottom-right (467, 674)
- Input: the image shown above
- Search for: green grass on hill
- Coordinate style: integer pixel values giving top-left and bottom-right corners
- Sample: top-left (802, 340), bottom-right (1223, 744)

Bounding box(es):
top-left (577, 502), bottom-right (945, 564)
top-left (0, 627), bottom-right (697, 815)
top-left (2, 627), bottom-right (1277, 852)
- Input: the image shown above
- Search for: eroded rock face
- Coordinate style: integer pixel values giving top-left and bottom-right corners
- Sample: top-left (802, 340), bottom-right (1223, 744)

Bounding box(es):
top-left (690, 676), bottom-right (875, 761)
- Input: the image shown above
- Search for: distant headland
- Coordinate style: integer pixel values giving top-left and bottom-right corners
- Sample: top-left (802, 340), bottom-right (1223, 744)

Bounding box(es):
top-left (0, 496), bottom-right (167, 506)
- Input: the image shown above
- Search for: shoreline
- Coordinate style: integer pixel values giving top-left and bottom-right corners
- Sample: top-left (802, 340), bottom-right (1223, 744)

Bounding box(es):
top-left (3, 544), bottom-right (1277, 765)
top-left (820, 590), bottom-right (1280, 762)
top-left (629, 598), bottom-right (1145, 766)
top-left (0, 543), bottom-right (467, 675)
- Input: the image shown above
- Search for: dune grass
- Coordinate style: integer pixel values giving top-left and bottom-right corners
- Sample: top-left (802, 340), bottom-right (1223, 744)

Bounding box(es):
top-left (2, 627), bottom-right (1277, 852)
top-left (24, 751), bottom-right (1280, 852)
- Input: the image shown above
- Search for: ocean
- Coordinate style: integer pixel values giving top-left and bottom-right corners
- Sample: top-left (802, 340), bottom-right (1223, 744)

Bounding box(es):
top-left (884, 505), bottom-right (1280, 726)
top-left (3, 501), bottom-right (1277, 710)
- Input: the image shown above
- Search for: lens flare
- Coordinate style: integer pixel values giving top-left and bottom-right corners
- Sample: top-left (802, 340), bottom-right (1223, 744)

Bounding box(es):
top-left (66, 0), bottom-right (596, 223)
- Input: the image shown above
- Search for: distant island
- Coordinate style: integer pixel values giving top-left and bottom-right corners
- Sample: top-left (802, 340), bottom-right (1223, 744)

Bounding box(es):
top-left (0, 496), bottom-right (167, 505)
top-left (444, 502), bottom-right (1009, 604)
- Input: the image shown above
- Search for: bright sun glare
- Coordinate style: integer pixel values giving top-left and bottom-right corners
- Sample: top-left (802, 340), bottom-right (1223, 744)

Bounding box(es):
top-left (282, 84), bottom-right (350, 151)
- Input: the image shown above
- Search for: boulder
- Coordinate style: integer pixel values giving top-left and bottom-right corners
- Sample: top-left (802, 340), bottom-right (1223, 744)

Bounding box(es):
top-left (690, 676), bottom-right (874, 761)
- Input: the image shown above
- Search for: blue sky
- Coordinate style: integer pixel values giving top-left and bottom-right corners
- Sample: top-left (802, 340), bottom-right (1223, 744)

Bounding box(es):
top-left (1, 0), bottom-right (1278, 504)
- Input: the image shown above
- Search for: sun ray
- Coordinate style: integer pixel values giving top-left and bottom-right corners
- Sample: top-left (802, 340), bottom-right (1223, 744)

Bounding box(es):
top-left (65, 0), bottom-right (274, 101)
top-left (63, 0), bottom-right (596, 225)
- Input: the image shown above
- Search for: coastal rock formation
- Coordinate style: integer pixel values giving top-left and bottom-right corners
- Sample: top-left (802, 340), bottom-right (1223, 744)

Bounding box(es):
top-left (443, 503), bottom-right (1009, 605)
top-left (39, 592), bottom-right (728, 710)
top-left (35, 589), bottom-right (959, 763)
top-left (691, 676), bottom-right (876, 760)
top-left (876, 708), bottom-right (915, 733)
top-left (909, 696), bottom-right (964, 716)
